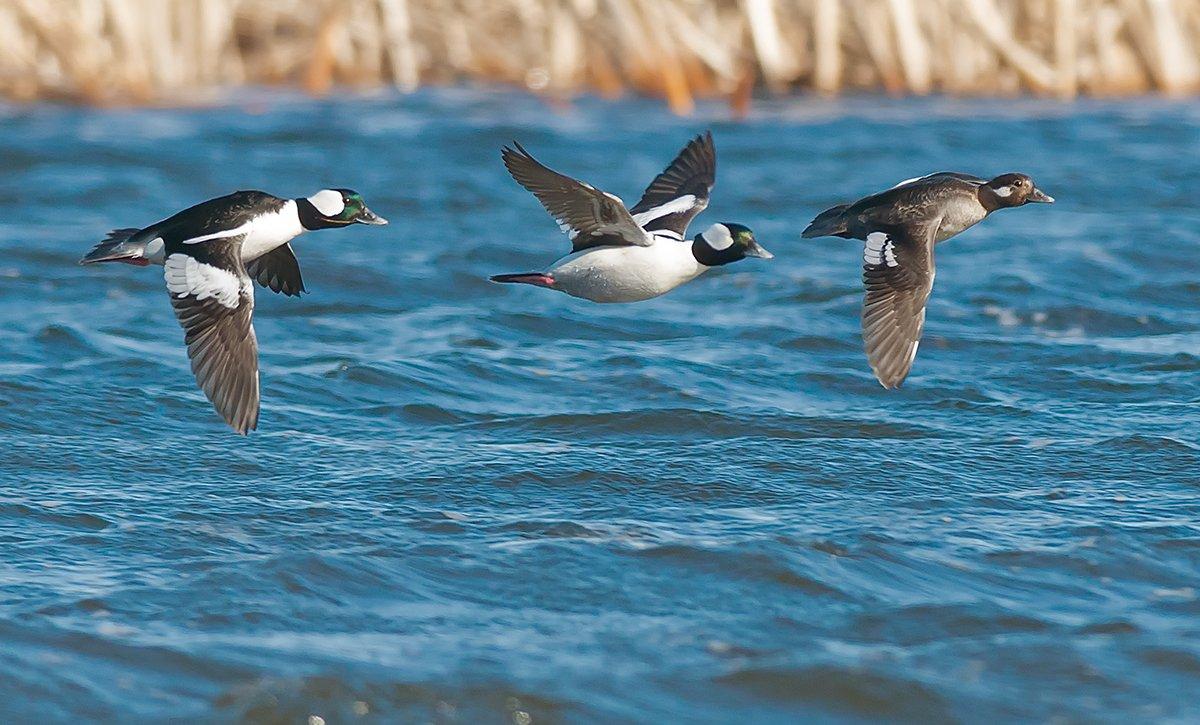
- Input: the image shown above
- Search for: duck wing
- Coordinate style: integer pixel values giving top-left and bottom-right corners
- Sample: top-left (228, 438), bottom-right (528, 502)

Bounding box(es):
top-left (889, 172), bottom-right (986, 191)
top-left (860, 221), bottom-right (938, 389)
top-left (163, 235), bottom-right (259, 435)
top-left (502, 142), bottom-right (652, 253)
top-left (628, 131), bottom-right (716, 240)
top-left (245, 243), bottom-right (305, 297)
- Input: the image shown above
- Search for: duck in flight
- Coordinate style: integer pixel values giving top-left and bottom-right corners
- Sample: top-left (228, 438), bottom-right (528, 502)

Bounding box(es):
top-left (80, 188), bottom-right (387, 434)
top-left (491, 131), bottom-right (772, 303)
top-left (802, 172), bottom-right (1053, 389)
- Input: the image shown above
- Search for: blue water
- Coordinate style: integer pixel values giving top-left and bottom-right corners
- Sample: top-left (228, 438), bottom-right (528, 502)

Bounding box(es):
top-left (1, 90), bottom-right (1198, 722)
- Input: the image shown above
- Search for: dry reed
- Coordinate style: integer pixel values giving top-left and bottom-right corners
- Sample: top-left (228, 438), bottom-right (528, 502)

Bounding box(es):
top-left (0, 0), bottom-right (1198, 110)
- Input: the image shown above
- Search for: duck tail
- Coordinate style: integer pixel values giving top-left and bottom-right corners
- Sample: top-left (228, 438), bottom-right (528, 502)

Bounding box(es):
top-left (489, 272), bottom-right (555, 288)
top-left (78, 229), bottom-right (153, 266)
top-left (801, 204), bottom-right (851, 239)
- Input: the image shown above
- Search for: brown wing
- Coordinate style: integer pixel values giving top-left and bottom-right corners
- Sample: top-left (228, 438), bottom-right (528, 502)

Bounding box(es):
top-left (860, 225), bottom-right (937, 389)
top-left (629, 131), bottom-right (715, 238)
top-left (164, 251), bottom-right (259, 434)
top-left (502, 142), bottom-right (650, 253)
top-left (246, 244), bottom-right (306, 297)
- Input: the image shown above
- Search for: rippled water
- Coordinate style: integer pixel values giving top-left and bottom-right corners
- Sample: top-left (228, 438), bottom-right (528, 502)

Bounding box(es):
top-left (1, 90), bottom-right (1198, 722)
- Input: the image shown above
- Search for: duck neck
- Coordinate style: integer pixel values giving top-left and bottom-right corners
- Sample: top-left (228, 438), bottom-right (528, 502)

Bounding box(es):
top-left (295, 198), bottom-right (338, 231)
top-left (691, 234), bottom-right (739, 267)
top-left (977, 188), bottom-right (1007, 214)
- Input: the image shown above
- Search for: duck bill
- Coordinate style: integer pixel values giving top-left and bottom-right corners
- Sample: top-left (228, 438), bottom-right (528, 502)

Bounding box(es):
top-left (1028, 187), bottom-right (1054, 204)
top-left (354, 206), bottom-right (389, 225)
top-left (745, 240), bottom-right (774, 260)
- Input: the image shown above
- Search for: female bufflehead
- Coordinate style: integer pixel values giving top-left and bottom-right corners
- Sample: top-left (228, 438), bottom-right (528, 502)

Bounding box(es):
top-left (802, 172), bottom-right (1053, 389)
top-left (491, 132), bottom-right (772, 303)
top-left (80, 189), bottom-right (387, 434)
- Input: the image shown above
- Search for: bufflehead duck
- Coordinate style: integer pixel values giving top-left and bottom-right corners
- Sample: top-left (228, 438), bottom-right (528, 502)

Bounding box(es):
top-left (802, 172), bottom-right (1053, 389)
top-left (80, 189), bottom-right (387, 434)
top-left (81, 189), bottom-right (387, 296)
top-left (491, 132), bottom-right (772, 303)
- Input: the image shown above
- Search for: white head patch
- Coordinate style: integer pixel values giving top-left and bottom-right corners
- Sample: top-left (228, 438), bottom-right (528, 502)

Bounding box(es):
top-left (308, 189), bottom-right (345, 217)
top-left (703, 223), bottom-right (734, 250)
top-left (994, 185), bottom-right (1013, 198)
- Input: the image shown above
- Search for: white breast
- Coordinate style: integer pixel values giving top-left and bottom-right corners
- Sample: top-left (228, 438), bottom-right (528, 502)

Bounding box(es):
top-left (240, 200), bottom-right (305, 261)
top-left (547, 241), bottom-right (706, 303)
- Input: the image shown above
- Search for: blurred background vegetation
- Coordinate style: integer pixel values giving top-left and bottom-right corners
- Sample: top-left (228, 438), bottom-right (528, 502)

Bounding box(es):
top-left (0, 0), bottom-right (1197, 111)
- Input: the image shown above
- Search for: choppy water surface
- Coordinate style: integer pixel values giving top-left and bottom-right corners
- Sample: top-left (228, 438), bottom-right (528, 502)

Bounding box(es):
top-left (1, 91), bottom-right (1198, 722)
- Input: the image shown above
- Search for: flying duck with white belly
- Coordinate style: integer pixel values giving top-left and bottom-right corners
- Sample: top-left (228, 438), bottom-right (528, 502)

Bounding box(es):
top-left (80, 188), bottom-right (388, 433)
top-left (491, 132), bottom-right (772, 303)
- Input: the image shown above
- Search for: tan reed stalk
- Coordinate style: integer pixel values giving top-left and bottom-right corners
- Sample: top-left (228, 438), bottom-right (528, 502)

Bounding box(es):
top-left (1, 0), bottom-right (1198, 109)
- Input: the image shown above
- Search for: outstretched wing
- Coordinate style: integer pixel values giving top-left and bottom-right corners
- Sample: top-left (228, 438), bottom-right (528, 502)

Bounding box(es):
top-left (629, 131), bottom-right (716, 239)
top-left (860, 222), bottom-right (938, 389)
top-left (245, 244), bottom-right (306, 297)
top-left (502, 142), bottom-right (651, 253)
top-left (163, 242), bottom-right (259, 435)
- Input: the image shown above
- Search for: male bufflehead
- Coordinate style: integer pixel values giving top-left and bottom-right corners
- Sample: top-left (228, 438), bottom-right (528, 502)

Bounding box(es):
top-left (491, 132), bottom-right (772, 303)
top-left (80, 188), bottom-right (387, 433)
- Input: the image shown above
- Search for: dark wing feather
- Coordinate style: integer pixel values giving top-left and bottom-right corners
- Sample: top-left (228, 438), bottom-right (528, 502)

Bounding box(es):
top-left (106, 227), bottom-right (143, 242)
top-left (628, 131), bottom-right (716, 237)
top-left (860, 223), bottom-right (937, 389)
top-left (502, 142), bottom-right (650, 253)
top-left (163, 236), bottom-right (260, 435)
top-left (245, 244), bottom-right (306, 297)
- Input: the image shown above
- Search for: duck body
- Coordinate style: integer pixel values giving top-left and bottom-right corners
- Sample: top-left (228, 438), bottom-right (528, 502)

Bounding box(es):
top-left (803, 172), bottom-right (1053, 389)
top-left (490, 132), bottom-right (771, 303)
top-left (803, 172), bottom-right (1006, 244)
top-left (536, 236), bottom-right (708, 303)
top-left (81, 188), bottom-right (387, 434)
top-left (84, 191), bottom-right (297, 264)
top-left (80, 188), bottom-right (387, 297)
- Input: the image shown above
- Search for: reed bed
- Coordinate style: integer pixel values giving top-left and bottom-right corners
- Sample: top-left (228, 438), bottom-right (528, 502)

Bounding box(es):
top-left (0, 0), bottom-right (1198, 110)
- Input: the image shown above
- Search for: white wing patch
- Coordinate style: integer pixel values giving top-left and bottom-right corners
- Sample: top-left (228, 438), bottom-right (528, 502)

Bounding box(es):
top-left (891, 174), bottom-right (930, 189)
top-left (165, 254), bottom-right (242, 308)
top-left (631, 194), bottom-right (697, 226)
top-left (864, 232), bottom-right (899, 268)
top-left (181, 222), bottom-right (252, 245)
top-left (558, 220), bottom-right (580, 240)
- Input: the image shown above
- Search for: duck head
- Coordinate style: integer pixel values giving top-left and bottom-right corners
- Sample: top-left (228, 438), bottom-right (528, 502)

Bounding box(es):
top-left (981, 173), bottom-right (1054, 210)
top-left (692, 223), bottom-right (773, 267)
top-left (299, 188), bottom-right (388, 230)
